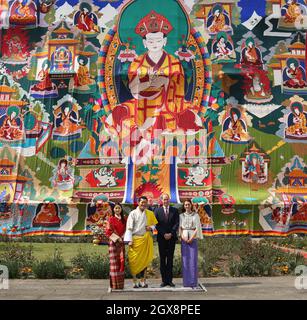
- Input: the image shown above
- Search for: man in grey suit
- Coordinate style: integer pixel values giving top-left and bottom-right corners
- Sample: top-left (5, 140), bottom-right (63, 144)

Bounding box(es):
top-left (154, 193), bottom-right (179, 287)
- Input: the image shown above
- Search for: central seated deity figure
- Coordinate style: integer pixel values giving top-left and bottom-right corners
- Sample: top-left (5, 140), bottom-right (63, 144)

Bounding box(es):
top-left (105, 10), bottom-right (203, 141)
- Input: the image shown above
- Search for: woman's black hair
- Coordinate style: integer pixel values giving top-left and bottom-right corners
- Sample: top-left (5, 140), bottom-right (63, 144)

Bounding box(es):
top-left (112, 202), bottom-right (125, 221)
top-left (58, 159), bottom-right (68, 166)
top-left (138, 196), bottom-right (148, 202)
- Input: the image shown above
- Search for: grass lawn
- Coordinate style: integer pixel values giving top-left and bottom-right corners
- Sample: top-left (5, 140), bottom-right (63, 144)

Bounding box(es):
top-left (0, 242), bottom-right (107, 266)
top-left (0, 241), bottom-right (182, 267)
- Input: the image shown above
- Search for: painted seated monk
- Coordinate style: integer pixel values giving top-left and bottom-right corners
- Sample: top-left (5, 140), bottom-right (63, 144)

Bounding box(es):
top-left (284, 58), bottom-right (307, 88)
top-left (105, 10), bottom-right (202, 142)
top-left (240, 37), bottom-right (263, 68)
top-left (285, 102), bottom-right (307, 137)
top-left (221, 108), bottom-right (250, 142)
top-left (284, 0), bottom-right (302, 23)
top-left (73, 56), bottom-right (94, 87)
top-left (0, 106), bottom-right (23, 141)
top-left (33, 199), bottom-right (61, 227)
top-left (76, 2), bottom-right (99, 33)
top-left (53, 101), bottom-right (83, 137)
top-left (30, 59), bottom-right (58, 95)
top-left (207, 4), bottom-right (232, 34)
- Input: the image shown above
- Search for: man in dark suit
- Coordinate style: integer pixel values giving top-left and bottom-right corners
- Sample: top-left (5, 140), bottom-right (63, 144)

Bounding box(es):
top-left (154, 193), bottom-right (179, 287)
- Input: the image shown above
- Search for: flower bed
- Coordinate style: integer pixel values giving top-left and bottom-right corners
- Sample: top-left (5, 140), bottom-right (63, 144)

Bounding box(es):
top-left (0, 239), bottom-right (305, 279)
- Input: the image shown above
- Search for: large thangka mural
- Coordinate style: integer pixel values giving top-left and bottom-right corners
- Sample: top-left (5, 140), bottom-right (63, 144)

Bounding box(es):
top-left (0, 0), bottom-right (306, 238)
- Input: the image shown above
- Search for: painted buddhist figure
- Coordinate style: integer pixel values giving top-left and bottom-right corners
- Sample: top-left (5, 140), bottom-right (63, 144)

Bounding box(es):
top-left (243, 154), bottom-right (266, 183)
top-left (221, 108), bottom-right (250, 143)
top-left (0, 0), bottom-right (9, 27)
top-left (40, 0), bottom-right (55, 14)
top-left (3, 35), bottom-right (28, 62)
top-left (240, 37), bottom-right (263, 68)
top-left (0, 28), bottom-right (30, 64)
top-left (56, 159), bottom-right (73, 183)
top-left (207, 4), bottom-right (232, 35)
top-left (75, 2), bottom-right (99, 34)
top-left (291, 198), bottom-right (307, 222)
top-left (49, 158), bottom-right (75, 191)
top-left (87, 201), bottom-right (111, 225)
top-left (51, 46), bottom-right (73, 72)
top-left (9, 0), bottom-right (36, 26)
top-left (30, 60), bottom-right (58, 98)
top-left (285, 102), bottom-right (307, 137)
top-left (53, 101), bottom-right (83, 139)
top-left (0, 107), bottom-right (23, 141)
top-left (284, 58), bottom-right (307, 88)
top-left (211, 32), bottom-right (235, 63)
top-left (106, 10), bottom-right (202, 140)
top-left (284, 0), bottom-right (302, 23)
top-left (73, 56), bottom-right (94, 87)
top-left (244, 70), bottom-right (273, 103)
top-left (32, 200), bottom-right (61, 227)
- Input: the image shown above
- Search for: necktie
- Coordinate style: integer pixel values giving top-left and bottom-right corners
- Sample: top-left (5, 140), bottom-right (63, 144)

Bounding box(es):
top-left (164, 207), bottom-right (169, 222)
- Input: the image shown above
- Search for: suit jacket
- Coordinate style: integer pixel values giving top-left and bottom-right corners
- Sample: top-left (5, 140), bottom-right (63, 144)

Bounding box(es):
top-left (154, 206), bottom-right (179, 241)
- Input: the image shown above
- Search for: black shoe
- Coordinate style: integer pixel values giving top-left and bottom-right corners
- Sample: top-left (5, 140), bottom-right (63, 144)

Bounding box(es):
top-left (160, 282), bottom-right (167, 288)
top-left (168, 282), bottom-right (175, 287)
top-left (133, 283), bottom-right (139, 288)
top-left (140, 283), bottom-right (148, 288)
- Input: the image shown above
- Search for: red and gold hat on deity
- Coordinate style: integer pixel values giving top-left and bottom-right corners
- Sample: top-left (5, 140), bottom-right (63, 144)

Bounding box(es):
top-left (135, 10), bottom-right (173, 37)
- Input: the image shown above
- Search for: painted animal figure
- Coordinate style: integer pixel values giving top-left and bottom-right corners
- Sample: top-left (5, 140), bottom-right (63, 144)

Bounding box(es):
top-left (184, 167), bottom-right (209, 186)
top-left (93, 167), bottom-right (117, 187)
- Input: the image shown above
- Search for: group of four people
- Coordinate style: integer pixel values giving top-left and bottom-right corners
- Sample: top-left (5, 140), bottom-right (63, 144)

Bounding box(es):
top-left (105, 194), bottom-right (203, 290)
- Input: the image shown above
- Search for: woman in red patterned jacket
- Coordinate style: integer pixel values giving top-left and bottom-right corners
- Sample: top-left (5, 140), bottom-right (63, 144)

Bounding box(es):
top-left (105, 203), bottom-right (127, 290)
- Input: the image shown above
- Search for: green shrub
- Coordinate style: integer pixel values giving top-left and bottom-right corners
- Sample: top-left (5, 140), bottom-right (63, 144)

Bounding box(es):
top-left (199, 237), bottom-right (306, 277)
top-left (172, 256), bottom-right (182, 277)
top-left (71, 250), bottom-right (134, 279)
top-left (229, 242), bottom-right (305, 277)
top-left (32, 249), bottom-right (66, 279)
top-left (71, 251), bottom-right (109, 279)
top-left (124, 254), bottom-right (132, 279)
top-left (198, 238), bottom-right (244, 276)
top-left (0, 235), bottom-right (10, 243)
top-left (1, 260), bottom-right (21, 279)
top-left (0, 244), bottom-right (35, 278)
top-left (83, 254), bottom-right (109, 279)
top-left (0, 243), bottom-right (35, 266)
top-left (151, 254), bottom-right (182, 277)
top-left (71, 250), bottom-right (90, 269)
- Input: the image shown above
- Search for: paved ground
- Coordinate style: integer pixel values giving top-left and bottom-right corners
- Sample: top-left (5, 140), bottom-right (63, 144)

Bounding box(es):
top-left (0, 277), bottom-right (306, 300)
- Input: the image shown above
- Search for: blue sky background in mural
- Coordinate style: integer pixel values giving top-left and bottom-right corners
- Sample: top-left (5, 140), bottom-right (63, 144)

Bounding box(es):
top-left (54, 0), bottom-right (266, 19)
top-left (238, 0), bottom-right (266, 20)
top-left (55, 0), bottom-right (124, 9)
